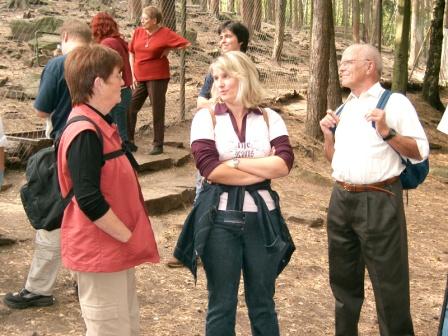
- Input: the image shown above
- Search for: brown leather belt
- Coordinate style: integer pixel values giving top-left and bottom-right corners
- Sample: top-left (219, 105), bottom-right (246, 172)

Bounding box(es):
top-left (336, 176), bottom-right (399, 196)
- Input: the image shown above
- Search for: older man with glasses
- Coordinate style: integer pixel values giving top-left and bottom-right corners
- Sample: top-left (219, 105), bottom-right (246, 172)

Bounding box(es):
top-left (320, 44), bottom-right (429, 336)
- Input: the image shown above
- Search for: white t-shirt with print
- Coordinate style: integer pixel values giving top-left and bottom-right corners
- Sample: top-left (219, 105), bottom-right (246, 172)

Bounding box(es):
top-left (191, 107), bottom-right (289, 212)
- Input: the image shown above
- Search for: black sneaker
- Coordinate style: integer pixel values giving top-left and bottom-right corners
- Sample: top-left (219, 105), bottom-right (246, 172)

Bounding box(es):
top-left (3, 289), bottom-right (54, 309)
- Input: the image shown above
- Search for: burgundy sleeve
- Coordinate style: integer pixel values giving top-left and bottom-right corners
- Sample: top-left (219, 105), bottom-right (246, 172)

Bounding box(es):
top-left (271, 135), bottom-right (294, 171)
top-left (191, 139), bottom-right (221, 179)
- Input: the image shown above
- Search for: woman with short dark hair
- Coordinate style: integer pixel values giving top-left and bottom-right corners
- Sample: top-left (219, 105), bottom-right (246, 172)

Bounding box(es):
top-left (59, 44), bottom-right (159, 336)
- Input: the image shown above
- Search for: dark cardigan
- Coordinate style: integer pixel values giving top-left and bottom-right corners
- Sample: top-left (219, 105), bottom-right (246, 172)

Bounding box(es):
top-left (173, 180), bottom-right (295, 281)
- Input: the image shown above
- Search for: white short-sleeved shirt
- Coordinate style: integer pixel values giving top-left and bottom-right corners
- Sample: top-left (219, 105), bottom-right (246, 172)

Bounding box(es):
top-left (0, 117), bottom-right (7, 148)
top-left (332, 83), bottom-right (429, 184)
top-left (437, 106), bottom-right (448, 135)
top-left (191, 105), bottom-right (289, 212)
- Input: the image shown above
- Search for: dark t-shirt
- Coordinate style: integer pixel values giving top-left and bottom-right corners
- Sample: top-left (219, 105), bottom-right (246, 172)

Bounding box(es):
top-left (198, 73), bottom-right (214, 99)
top-left (34, 55), bottom-right (71, 139)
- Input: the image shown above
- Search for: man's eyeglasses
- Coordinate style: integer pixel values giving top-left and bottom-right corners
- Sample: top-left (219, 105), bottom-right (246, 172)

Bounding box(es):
top-left (340, 59), bottom-right (371, 67)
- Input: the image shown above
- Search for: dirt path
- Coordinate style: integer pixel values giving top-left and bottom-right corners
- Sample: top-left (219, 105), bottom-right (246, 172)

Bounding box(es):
top-left (1, 97), bottom-right (447, 335)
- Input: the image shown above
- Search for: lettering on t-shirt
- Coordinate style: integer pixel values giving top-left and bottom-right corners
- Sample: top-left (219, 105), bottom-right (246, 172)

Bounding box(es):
top-left (234, 141), bottom-right (255, 158)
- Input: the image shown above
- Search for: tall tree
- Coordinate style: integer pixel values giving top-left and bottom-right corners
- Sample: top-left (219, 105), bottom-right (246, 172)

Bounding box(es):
top-left (210, 0), bottom-right (219, 17)
top-left (422, 0), bottom-right (445, 110)
top-left (253, 0), bottom-right (262, 31)
top-left (392, 0), bottom-right (411, 94)
top-left (265, 0), bottom-right (275, 22)
top-left (241, 0), bottom-right (255, 36)
top-left (161, 0), bottom-right (176, 31)
top-left (352, 0), bottom-right (360, 42)
top-left (306, 0), bottom-right (331, 139)
top-left (343, 0), bottom-right (349, 38)
top-left (439, 0), bottom-right (448, 82)
top-left (328, 1), bottom-right (342, 110)
top-left (272, 0), bottom-right (287, 62)
top-left (128, 0), bottom-right (142, 24)
top-left (370, 0), bottom-right (382, 50)
top-left (228, 0), bottom-right (235, 12)
top-left (409, 0), bottom-right (423, 67)
top-left (7, 0), bottom-right (29, 8)
top-left (362, 0), bottom-right (371, 41)
top-left (200, 0), bottom-right (207, 11)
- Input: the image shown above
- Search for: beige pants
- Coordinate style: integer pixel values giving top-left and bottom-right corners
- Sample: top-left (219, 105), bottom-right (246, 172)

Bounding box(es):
top-left (76, 268), bottom-right (139, 336)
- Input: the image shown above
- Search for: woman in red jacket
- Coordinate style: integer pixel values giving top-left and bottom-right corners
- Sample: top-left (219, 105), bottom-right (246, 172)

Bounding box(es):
top-left (91, 12), bottom-right (133, 148)
top-left (58, 44), bottom-right (159, 335)
top-left (128, 5), bottom-right (190, 155)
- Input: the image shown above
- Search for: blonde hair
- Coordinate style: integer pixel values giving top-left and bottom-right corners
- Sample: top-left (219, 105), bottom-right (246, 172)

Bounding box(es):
top-left (210, 51), bottom-right (265, 108)
top-left (142, 6), bottom-right (162, 24)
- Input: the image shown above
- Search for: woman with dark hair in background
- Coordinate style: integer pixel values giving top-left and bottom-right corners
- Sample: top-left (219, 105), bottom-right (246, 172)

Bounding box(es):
top-left (59, 44), bottom-right (159, 335)
top-left (91, 12), bottom-right (133, 148)
top-left (127, 5), bottom-right (190, 155)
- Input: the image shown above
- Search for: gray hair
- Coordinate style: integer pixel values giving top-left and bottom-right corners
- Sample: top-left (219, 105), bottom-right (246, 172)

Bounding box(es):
top-left (345, 43), bottom-right (383, 77)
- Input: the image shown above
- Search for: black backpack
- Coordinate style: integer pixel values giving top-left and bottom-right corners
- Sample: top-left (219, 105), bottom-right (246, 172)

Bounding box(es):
top-left (20, 115), bottom-right (126, 231)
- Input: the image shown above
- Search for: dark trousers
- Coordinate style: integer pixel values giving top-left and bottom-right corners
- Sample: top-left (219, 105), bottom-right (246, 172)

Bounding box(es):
top-left (201, 210), bottom-right (281, 336)
top-left (127, 79), bottom-right (169, 147)
top-left (327, 180), bottom-right (414, 336)
top-left (110, 87), bottom-right (132, 143)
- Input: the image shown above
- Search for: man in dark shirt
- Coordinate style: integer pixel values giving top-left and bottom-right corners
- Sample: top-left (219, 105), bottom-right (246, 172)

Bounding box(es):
top-left (3, 19), bottom-right (92, 309)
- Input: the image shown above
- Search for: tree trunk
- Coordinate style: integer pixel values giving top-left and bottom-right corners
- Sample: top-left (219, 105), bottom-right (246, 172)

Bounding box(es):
top-left (343, 0), bottom-right (349, 38)
top-left (352, 0), bottom-right (360, 42)
top-left (272, 0), bottom-right (287, 62)
top-left (253, 0), bottom-right (262, 31)
top-left (200, 0), bottom-right (207, 11)
top-left (422, 0), bottom-right (445, 111)
top-left (292, 0), bottom-right (299, 29)
top-left (306, 0), bottom-right (331, 140)
top-left (241, 0), bottom-right (255, 36)
top-left (160, 0), bottom-right (176, 31)
top-left (228, 0), bottom-right (234, 12)
top-left (210, 0), bottom-right (219, 17)
top-left (439, 0), bottom-right (448, 82)
top-left (128, 0), bottom-right (142, 24)
top-left (363, 0), bottom-right (371, 41)
top-left (392, 0), bottom-right (411, 94)
top-left (370, 0), bottom-right (382, 51)
top-left (327, 0), bottom-right (342, 110)
top-left (265, 0), bottom-right (275, 22)
top-left (409, 0), bottom-right (423, 67)
top-left (297, 0), bottom-right (304, 29)
top-left (7, 0), bottom-right (29, 8)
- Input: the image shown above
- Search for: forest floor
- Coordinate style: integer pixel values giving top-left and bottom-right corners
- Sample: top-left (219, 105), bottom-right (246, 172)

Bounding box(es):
top-left (0, 1), bottom-right (447, 336)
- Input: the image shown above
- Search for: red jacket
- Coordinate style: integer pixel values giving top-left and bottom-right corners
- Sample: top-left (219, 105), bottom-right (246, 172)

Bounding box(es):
top-left (129, 26), bottom-right (189, 81)
top-left (57, 104), bottom-right (159, 272)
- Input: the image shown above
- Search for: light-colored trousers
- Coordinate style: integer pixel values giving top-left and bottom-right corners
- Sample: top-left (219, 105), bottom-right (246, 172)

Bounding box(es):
top-left (25, 228), bottom-right (61, 296)
top-left (76, 268), bottom-right (139, 336)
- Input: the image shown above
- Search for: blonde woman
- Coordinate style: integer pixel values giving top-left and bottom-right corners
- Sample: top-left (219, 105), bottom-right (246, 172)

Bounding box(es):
top-left (175, 51), bottom-right (295, 336)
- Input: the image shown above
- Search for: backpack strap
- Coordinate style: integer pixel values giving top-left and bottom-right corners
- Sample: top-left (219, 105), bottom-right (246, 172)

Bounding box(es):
top-left (57, 115), bottom-right (128, 203)
top-left (371, 89), bottom-right (392, 129)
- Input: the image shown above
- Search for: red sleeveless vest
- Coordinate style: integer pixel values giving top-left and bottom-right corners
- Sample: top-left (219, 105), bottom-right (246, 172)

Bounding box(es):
top-left (57, 104), bottom-right (159, 272)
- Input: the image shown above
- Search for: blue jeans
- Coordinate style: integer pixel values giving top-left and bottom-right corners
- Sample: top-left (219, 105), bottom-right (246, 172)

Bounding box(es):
top-left (201, 210), bottom-right (280, 336)
top-left (110, 87), bottom-right (132, 142)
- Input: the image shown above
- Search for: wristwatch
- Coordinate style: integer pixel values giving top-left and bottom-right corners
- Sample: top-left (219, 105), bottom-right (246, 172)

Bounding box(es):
top-left (382, 128), bottom-right (397, 141)
top-left (230, 158), bottom-right (240, 169)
